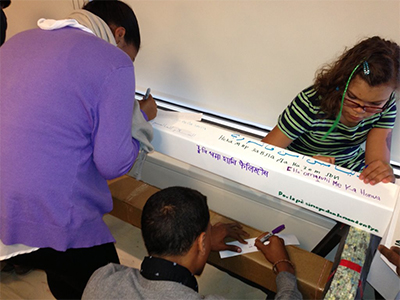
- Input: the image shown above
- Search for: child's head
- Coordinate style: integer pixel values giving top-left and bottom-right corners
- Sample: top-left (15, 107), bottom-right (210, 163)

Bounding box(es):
top-left (141, 187), bottom-right (211, 275)
top-left (141, 187), bottom-right (210, 254)
top-left (315, 36), bottom-right (400, 118)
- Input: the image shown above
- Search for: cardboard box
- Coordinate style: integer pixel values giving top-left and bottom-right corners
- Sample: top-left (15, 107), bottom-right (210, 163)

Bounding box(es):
top-left (149, 112), bottom-right (399, 237)
top-left (208, 212), bottom-right (332, 299)
top-left (108, 176), bottom-right (159, 228)
top-left (108, 175), bottom-right (333, 299)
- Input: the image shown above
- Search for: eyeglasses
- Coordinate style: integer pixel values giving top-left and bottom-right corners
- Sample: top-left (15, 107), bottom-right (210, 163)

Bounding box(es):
top-left (343, 98), bottom-right (388, 113)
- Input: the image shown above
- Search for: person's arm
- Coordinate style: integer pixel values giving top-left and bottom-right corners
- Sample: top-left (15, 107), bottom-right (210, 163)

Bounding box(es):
top-left (139, 94), bottom-right (157, 121)
top-left (262, 126), bottom-right (335, 165)
top-left (261, 126), bottom-right (293, 148)
top-left (359, 128), bottom-right (395, 185)
top-left (255, 234), bottom-right (302, 300)
top-left (92, 67), bottom-right (140, 179)
top-left (210, 222), bottom-right (250, 252)
top-left (378, 245), bottom-right (400, 276)
top-left (261, 89), bottom-right (336, 164)
top-left (262, 88), bottom-right (315, 148)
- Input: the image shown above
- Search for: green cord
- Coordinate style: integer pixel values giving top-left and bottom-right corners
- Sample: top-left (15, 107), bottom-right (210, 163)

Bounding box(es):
top-left (322, 62), bottom-right (362, 140)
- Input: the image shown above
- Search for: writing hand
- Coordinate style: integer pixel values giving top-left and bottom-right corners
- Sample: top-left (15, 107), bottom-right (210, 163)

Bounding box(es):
top-left (210, 222), bottom-right (249, 252)
top-left (378, 245), bottom-right (400, 276)
top-left (139, 94), bottom-right (157, 121)
top-left (359, 160), bottom-right (395, 185)
top-left (255, 233), bottom-right (295, 275)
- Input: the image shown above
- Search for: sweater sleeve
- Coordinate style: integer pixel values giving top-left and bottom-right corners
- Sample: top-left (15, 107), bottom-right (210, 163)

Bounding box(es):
top-left (92, 66), bottom-right (140, 179)
top-left (275, 272), bottom-right (303, 300)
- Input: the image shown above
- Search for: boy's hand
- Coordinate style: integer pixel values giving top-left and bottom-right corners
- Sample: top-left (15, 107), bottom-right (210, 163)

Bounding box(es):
top-left (210, 222), bottom-right (249, 252)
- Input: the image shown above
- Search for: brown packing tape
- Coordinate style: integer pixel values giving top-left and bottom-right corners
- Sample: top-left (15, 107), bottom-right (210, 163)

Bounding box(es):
top-left (108, 175), bottom-right (158, 228)
top-left (108, 175), bottom-right (333, 299)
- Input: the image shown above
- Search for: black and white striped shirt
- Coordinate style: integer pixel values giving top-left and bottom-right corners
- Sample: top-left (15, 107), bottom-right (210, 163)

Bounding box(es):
top-left (277, 86), bottom-right (397, 171)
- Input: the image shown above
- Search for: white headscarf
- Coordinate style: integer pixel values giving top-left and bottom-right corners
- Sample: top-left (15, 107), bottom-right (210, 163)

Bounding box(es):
top-left (38, 9), bottom-right (116, 44)
top-left (38, 10), bottom-right (154, 180)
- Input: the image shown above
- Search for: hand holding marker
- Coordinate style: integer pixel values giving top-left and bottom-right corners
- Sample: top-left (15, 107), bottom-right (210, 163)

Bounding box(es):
top-left (260, 224), bottom-right (285, 244)
top-left (139, 87), bottom-right (157, 121)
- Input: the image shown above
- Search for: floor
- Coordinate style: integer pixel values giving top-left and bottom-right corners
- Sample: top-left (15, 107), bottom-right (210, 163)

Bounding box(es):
top-left (0, 214), bottom-right (267, 299)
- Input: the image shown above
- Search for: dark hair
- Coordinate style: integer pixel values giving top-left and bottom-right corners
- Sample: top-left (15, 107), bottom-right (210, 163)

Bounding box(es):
top-left (141, 187), bottom-right (210, 257)
top-left (314, 36), bottom-right (400, 118)
top-left (0, 1), bottom-right (11, 9)
top-left (83, 0), bottom-right (140, 51)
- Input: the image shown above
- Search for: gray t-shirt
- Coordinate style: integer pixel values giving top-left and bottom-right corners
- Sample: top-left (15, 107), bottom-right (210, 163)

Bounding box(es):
top-left (82, 263), bottom-right (302, 300)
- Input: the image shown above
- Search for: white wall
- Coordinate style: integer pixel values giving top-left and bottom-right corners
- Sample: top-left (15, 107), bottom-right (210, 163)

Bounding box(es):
top-left (4, 0), bottom-right (74, 38)
top-left (127, 0), bottom-right (400, 163)
top-left (4, 1), bottom-right (400, 163)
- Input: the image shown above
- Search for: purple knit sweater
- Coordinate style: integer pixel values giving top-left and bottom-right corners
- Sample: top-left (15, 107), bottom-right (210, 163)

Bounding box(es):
top-left (0, 28), bottom-right (140, 251)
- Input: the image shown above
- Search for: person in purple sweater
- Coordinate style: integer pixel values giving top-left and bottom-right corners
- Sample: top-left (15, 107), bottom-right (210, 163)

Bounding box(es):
top-left (0, 1), bottom-right (156, 298)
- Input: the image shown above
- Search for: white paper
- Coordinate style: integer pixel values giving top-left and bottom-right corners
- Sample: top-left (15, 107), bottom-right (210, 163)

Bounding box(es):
top-left (367, 178), bottom-right (400, 299)
top-left (219, 234), bottom-right (300, 259)
top-left (368, 251), bottom-right (400, 300)
top-left (156, 110), bottom-right (203, 121)
top-left (380, 181), bottom-right (400, 273)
